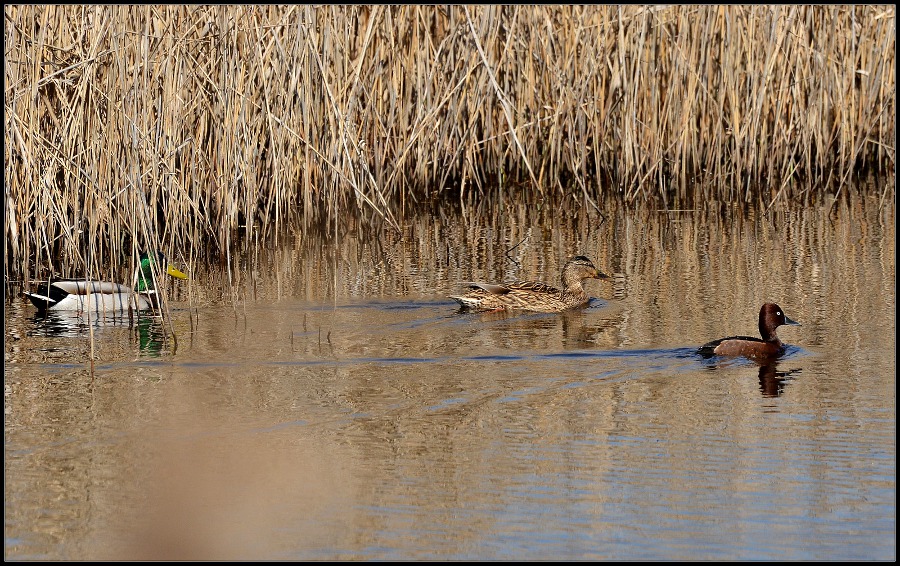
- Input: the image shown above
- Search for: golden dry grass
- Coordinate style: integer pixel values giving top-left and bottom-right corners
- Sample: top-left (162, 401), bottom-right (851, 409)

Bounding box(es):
top-left (4, 5), bottom-right (895, 289)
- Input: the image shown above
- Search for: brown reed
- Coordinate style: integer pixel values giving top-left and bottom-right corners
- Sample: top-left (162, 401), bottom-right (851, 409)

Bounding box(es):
top-left (4, 5), bottom-right (895, 293)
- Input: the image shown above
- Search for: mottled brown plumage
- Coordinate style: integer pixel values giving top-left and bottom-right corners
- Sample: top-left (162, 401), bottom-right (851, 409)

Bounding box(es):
top-left (450, 256), bottom-right (609, 313)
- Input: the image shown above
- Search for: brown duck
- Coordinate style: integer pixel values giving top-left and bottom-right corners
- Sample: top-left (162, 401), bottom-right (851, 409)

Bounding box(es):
top-left (450, 255), bottom-right (609, 313)
top-left (697, 303), bottom-right (801, 359)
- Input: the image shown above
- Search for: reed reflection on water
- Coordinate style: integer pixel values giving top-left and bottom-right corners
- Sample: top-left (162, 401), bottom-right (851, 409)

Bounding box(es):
top-left (4, 187), bottom-right (895, 560)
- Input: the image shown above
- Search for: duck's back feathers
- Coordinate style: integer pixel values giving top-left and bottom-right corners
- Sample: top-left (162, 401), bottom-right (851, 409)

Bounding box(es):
top-left (463, 282), bottom-right (513, 295)
top-left (698, 335), bottom-right (784, 359)
top-left (450, 280), bottom-right (577, 313)
top-left (460, 280), bottom-right (561, 295)
top-left (503, 281), bottom-right (561, 294)
top-left (697, 335), bottom-right (760, 357)
top-left (42, 280), bottom-right (131, 295)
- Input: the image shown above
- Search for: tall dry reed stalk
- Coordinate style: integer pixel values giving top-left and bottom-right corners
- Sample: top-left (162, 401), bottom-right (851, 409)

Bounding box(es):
top-left (4, 5), bottom-right (895, 292)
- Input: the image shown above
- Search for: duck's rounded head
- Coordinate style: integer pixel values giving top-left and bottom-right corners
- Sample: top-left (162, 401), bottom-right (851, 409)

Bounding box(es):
top-left (561, 256), bottom-right (610, 288)
top-left (759, 302), bottom-right (800, 341)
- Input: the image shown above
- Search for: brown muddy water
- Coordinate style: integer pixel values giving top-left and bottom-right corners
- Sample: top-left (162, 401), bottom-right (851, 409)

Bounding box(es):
top-left (4, 188), bottom-right (895, 560)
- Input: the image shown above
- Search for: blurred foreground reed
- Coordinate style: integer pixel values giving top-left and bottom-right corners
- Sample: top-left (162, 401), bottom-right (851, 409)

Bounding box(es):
top-left (4, 5), bottom-right (895, 292)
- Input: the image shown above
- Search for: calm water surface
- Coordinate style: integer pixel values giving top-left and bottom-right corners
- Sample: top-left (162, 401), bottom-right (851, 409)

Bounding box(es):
top-left (4, 190), bottom-right (895, 560)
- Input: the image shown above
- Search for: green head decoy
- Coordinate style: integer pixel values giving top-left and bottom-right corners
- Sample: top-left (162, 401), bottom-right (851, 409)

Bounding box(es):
top-left (24, 251), bottom-right (188, 313)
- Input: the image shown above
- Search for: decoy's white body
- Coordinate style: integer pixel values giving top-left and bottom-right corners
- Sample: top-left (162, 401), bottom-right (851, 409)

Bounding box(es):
top-left (25, 280), bottom-right (157, 313)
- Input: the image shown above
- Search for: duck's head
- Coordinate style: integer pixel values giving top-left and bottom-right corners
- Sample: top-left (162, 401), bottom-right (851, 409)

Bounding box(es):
top-left (562, 255), bottom-right (610, 286)
top-left (136, 252), bottom-right (188, 292)
top-left (758, 302), bottom-right (800, 341)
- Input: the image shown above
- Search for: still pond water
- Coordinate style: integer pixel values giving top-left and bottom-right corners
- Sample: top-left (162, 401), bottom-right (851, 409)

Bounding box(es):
top-left (4, 189), bottom-right (895, 560)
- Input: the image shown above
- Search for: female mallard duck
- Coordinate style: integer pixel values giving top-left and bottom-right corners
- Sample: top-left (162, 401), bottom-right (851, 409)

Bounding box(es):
top-left (24, 252), bottom-right (188, 313)
top-left (450, 255), bottom-right (609, 313)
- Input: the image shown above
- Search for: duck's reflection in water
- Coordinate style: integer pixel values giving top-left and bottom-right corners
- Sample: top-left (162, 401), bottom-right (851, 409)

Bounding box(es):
top-left (29, 309), bottom-right (173, 356)
top-left (756, 361), bottom-right (802, 397)
top-left (456, 303), bottom-right (623, 350)
top-left (699, 351), bottom-right (802, 398)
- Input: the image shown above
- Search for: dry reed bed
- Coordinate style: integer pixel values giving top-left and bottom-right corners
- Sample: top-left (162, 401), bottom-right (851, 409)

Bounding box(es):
top-left (4, 5), bottom-right (895, 291)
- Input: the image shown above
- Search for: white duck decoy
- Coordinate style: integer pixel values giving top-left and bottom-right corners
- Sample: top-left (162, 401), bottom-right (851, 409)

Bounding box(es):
top-left (24, 252), bottom-right (188, 313)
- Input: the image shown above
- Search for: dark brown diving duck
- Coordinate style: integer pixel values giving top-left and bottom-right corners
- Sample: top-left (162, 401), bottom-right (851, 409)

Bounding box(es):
top-left (698, 303), bottom-right (800, 360)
